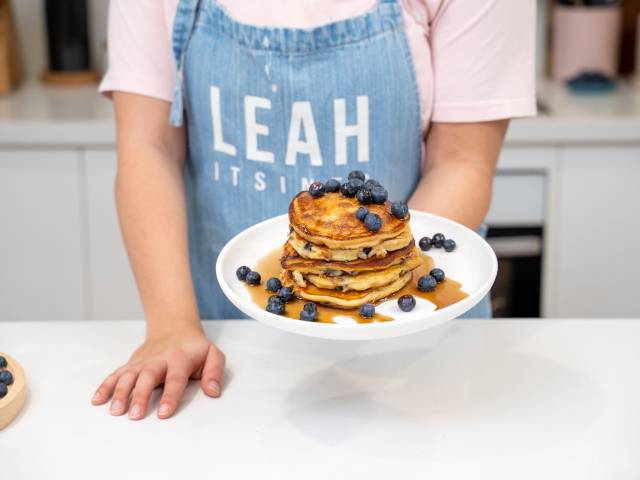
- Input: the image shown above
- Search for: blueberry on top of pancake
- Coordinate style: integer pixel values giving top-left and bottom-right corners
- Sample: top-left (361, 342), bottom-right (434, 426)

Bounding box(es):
top-left (289, 191), bottom-right (409, 247)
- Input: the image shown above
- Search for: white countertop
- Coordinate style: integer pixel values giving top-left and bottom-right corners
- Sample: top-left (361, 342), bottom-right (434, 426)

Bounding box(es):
top-left (1, 319), bottom-right (639, 479)
top-left (0, 79), bottom-right (639, 147)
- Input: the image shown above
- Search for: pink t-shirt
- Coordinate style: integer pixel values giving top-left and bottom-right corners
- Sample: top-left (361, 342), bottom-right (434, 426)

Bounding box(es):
top-left (99, 0), bottom-right (536, 128)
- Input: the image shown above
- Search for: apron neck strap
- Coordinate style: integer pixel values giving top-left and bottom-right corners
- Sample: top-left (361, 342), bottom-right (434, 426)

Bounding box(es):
top-left (170, 0), bottom-right (201, 126)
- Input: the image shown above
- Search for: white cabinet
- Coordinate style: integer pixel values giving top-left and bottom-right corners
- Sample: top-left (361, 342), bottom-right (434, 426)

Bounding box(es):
top-left (1, 144), bottom-right (638, 321)
top-left (0, 150), bottom-right (86, 320)
top-left (497, 146), bottom-right (554, 171)
top-left (84, 150), bottom-right (143, 320)
top-left (545, 146), bottom-right (640, 318)
top-left (487, 173), bottom-right (546, 226)
top-left (487, 147), bottom-right (552, 226)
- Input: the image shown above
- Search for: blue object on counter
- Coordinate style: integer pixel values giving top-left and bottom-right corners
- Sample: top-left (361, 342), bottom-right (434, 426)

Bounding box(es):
top-left (567, 71), bottom-right (617, 95)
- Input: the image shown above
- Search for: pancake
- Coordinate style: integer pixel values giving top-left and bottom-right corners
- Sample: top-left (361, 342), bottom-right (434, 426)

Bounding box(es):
top-left (296, 249), bottom-right (422, 292)
top-left (287, 228), bottom-right (413, 262)
top-left (289, 191), bottom-right (409, 250)
top-left (281, 240), bottom-right (418, 275)
top-left (282, 270), bottom-right (413, 309)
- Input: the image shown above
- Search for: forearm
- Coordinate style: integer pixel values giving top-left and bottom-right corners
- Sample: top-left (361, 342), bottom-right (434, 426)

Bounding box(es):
top-left (408, 160), bottom-right (493, 231)
top-left (93, 94), bottom-right (226, 420)
top-left (408, 120), bottom-right (508, 231)
top-left (116, 149), bottom-right (201, 337)
top-left (113, 92), bottom-right (198, 337)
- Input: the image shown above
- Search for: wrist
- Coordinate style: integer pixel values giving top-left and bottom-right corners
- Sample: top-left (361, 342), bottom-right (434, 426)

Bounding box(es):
top-left (145, 314), bottom-right (203, 340)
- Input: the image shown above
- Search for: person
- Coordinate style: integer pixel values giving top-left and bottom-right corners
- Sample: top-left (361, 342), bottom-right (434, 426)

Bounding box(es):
top-left (92, 0), bottom-right (536, 420)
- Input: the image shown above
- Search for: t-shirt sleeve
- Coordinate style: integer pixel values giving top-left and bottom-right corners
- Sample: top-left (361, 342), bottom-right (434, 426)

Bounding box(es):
top-left (429, 0), bottom-right (537, 122)
top-left (98, 0), bottom-right (176, 102)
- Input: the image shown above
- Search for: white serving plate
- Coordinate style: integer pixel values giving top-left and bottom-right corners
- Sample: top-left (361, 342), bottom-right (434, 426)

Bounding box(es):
top-left (216, 211), bottom-right (497, 340)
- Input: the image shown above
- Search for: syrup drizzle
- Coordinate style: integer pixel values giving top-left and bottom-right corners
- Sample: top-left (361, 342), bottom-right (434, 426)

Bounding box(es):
top-left (246, 248), bottom-right (468, 324)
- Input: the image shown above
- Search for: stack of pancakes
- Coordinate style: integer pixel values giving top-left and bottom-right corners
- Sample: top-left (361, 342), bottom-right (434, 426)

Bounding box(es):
top-left (280, 191), bottom-right (421, 309)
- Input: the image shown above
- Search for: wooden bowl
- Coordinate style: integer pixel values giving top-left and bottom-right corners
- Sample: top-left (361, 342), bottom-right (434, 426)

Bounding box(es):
top-left (0, 352), bottom-right (26, 430)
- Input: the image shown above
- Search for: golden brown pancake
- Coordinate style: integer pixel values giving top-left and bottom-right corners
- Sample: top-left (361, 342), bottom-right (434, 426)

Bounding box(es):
top-left (287, 228), bottom-right (413, 262)
top-left (289, 191), bottom-right (409, 249)
top-left (298, 249), bottom-right (421, 292)
top-left (282, 270), bottom-right (413, 309)
top-left (272, 187), bottom-right (419, 310)
top-left (281, 241), bottom-right (418, 275)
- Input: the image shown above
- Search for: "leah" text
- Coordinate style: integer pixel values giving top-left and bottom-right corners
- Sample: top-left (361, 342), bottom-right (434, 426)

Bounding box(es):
top-left (209, 86), bottom-right (370, 166)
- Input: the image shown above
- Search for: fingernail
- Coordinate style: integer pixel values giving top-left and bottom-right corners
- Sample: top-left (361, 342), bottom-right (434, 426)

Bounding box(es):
top-left (110, 400), bottom-right (123, 414)
top-left (158, 403), bottom-right (171, 417)
top-left (208, 380), bottom-right (220, 396)
top-left (129, 404), bottom-right (141, 419)
top-left (92, 392), bottom-right (101, 403)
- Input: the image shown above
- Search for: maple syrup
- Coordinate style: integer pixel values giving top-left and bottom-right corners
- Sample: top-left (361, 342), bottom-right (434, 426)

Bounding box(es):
top-left (246, 248), bottom-right (468, 324)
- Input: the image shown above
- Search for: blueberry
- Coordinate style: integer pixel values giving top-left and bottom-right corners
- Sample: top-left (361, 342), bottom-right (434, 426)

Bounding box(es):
top-left (0, 356), bottom-right (6, 369)
top-left (443, 238), bottom-right (456, 252)
top-left (0, 383), bottom-right (7, 399)
top-left (266, 301), bottom-right (285, 316)
top-left (418, 237), bottom-right (432, 251)
top-left (397, 295), bottom-right (416, 312)
top-left (355, 206), bottom-right (369, 221)
top-left (370, 186), bottom-right (388, 204)
top-left (325, 178), bottom-right (340, 193)
top-left (245, 271), bottom-right (261, 286)
top-left (417, 275), bottom-right (437, 292)
top-left (348, 170), bottom-right (366, 182)
top-left (356, 188), bottom-right (373, 205)
top-left (300, 309), bottom-right (318, 322)
top-left (348, 178), bottom-right (364, 192)
top-left (359, 303), bottom-right (375, 318)
top-left (308, 181), bottom-right (326, 198)
top-left (303, 302), bottom-right (318, 314)
top-left (0, 370), bottom-right (13, 385)
top-left (363, 213), bottom-right (382, 232)
top-left (266, 277), bottom-right (282, 292)
top-left (340, 181), bottom-right (358, 198)
top-left (268, 295), bottom-right (283, 305)
top-left (236, 266), bottom-right (251, 281)
top-left (364, 179), bottom-right (381, 189)
top-left (278, 286), bottom-right (295, 303)
top-left (430, 268), bottom-right (445, 283)
top-left (391, 201), bottom-right (408, 219)
top-left (432, 233), bottom-right (445, 248)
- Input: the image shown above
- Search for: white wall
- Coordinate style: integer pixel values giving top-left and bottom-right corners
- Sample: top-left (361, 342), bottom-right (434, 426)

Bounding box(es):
top-left (12, 0), bottom-right (109, 79)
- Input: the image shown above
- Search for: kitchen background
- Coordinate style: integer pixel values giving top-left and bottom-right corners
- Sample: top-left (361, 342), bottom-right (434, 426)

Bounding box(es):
top-left (1, 0), bottom-right (639, 321)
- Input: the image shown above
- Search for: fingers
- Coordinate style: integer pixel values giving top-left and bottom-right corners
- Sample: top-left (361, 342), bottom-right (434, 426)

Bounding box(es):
top-left (201, 345), bottom-right (225, 398)
top-left (128, 366), bottom-right (165, 420)
top-left (92, 342), bottom-right (227, 420)
top-left (157, 355), bottom-right (191, 419)
top-left (109, 370), bottom-right (138, 416)
top-left (91, 369), bottom-right (122, 405)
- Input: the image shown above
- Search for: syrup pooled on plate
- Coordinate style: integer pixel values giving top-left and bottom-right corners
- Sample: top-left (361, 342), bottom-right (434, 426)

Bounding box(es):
top-left (245, 248), bottom-right (468, 324)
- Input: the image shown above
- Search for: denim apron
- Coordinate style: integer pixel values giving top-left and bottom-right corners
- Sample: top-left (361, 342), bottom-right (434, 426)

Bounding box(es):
top-left (170, 0), bottom-right (491, 319)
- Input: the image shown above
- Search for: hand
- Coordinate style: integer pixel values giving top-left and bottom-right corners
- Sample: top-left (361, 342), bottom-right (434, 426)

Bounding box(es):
top-left (91, 325), bottom-right (225, 420)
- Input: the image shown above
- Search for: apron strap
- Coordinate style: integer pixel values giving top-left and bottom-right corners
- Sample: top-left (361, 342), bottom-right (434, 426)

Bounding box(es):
top-left (170, 0), bottom-right (202, 126)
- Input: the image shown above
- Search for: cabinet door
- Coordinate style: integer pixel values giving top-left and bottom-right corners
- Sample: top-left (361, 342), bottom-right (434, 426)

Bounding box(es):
top-left (85, 150), bottom-right (143, 319)
top-left (487, 173), bottom-right (546, 226)
top-left (548, 146), bottom-right (640, 317)
top-left (0, 150), bottom-right (86, 320)
top-left (488, 147), bottom-right (553, 226)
